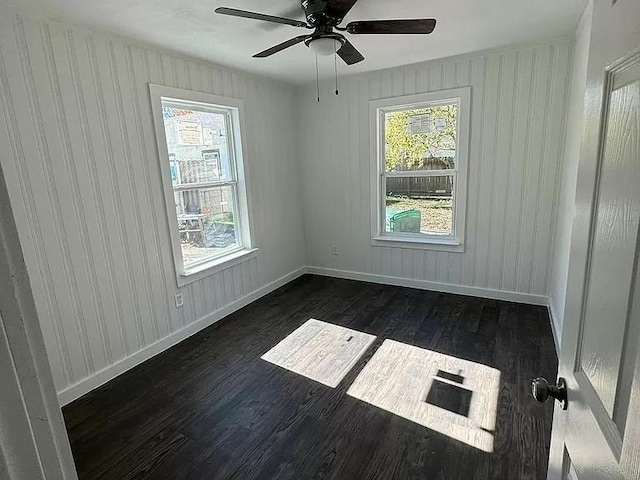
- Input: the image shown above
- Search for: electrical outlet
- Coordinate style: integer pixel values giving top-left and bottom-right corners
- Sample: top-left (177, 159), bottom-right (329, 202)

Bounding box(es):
top-left (174, 292), bottom-right (184, 308)
top-left (331, 244), bottom-right (339, 256)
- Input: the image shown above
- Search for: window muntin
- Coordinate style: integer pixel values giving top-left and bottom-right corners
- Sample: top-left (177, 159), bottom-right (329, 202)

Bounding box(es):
top-left (371, 89), bottom-right (469, 250)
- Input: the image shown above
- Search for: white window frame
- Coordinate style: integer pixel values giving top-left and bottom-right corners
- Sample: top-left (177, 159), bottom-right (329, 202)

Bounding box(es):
top-left (149, 84), bottom-right (256, 287)
top-left (370, 87), bottom-right (471, 252)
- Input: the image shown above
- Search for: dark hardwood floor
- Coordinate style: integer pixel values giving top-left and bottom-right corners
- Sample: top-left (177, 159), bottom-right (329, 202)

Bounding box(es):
top-left (63, 275), bottom-right (558, 480)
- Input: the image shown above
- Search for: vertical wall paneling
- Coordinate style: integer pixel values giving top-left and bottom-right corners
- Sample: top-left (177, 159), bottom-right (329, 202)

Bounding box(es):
top-left (299, 39), bottom-right (573, 299)
top-left (498, 51), bottom-right (520, 290)
top-left (548, 4), bottom-right (592, 343)
top-left (534, 45), bottom-right (572, 295)
top-left (0, 39), bottom-right (72, 388)
top-left (0, 9), bottom-right (305, 403)
top-left (488, 52), bottom-right (515, 291)
top-left (474, 53), bottom-right (501, 289)
top-left (502, 49), bottom-right (534, 291)
top-left (517, 47), bottom-right (552, 293)
top-left (47, 25), bottom-right (114, 369)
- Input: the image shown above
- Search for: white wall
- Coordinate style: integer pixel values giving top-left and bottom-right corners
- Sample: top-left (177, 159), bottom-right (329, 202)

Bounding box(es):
top-left (0, 7), bottom-right (305, 404)
top-left (298, 39), bottom-right (573, 303)
top-left (548, 3), bottom-right (592, 346)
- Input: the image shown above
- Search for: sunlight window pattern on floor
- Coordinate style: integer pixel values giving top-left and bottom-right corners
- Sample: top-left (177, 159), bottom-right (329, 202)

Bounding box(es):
top-left (347, 339), bottom-right (500, 452)
top-left (261, 319), bottom-right (376, 388)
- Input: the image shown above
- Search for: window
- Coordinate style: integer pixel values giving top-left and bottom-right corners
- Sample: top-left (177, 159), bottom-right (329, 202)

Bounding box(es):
top-left (370, 88), bottom-right (470, 251)
top-left (150, 85), bottom-right (255, 285)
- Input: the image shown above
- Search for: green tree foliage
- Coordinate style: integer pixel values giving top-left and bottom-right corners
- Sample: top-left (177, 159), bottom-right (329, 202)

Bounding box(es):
top-left (385, 105), bottom-right (457, 170)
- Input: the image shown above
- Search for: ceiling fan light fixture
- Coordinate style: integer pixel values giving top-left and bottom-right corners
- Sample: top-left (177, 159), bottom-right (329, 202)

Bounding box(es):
top-left (307, 37), bottom-right (343, 56)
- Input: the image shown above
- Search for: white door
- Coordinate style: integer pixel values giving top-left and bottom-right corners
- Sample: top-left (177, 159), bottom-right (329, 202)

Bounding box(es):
top-left (546, 0), bottom-right (640, 478)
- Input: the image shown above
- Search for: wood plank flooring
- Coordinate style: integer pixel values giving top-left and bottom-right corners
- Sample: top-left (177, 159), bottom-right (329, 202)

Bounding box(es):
top-left (63, 275), bottom-right (558, 480)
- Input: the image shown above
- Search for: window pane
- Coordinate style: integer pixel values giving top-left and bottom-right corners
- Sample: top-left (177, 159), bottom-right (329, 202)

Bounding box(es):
top-left (384, 103), bottom-right (457, 173)
top-left (174, 186), bottom-right (239, 267)
top-left (385, 176), bottom-right (453, 236)
top-left (161, 102), bottom-right (234, 184)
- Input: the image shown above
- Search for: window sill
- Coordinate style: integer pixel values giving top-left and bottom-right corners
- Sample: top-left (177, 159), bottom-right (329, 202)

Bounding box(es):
top-left (178, 248), bottom-right (258, 287)
top-left (371, 236), bottom-right (464, 253)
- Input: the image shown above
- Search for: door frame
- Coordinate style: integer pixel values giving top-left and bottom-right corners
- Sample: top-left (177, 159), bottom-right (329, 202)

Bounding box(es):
top-left (548, 0), bottom-right (640, 477)
top-left (0, 161), bottom-right (77, 478)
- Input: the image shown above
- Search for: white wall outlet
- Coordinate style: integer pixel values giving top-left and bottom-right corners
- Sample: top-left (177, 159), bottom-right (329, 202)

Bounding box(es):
top-left (331, 244), bottom-right (339, 256)
top-left (174, 292), bottom-right (184, 308)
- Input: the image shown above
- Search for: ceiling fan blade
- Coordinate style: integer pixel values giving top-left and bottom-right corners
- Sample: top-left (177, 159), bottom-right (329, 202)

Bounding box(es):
top-left (337, 39), bottom-right (364, 65)
top-left (260, 6), bottom-right (306, 30)
top-left (325, 0), bottom-right (359, 20)
top-left (346, 19), bottom-right (437, 35)
top-left (215, 7), bottom-right (308, 28)
top-left (253, 35), bottom-right (310, 58)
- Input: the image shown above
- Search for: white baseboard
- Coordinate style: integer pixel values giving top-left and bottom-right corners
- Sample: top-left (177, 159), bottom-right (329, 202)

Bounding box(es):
top-left (306, 266), bottom-right (550, 306)
top-left (59, 265), bottom-right (554, 405)
top-left (57, 266), bottom-right (307, 406)
top-left (546, 302), bottom-right (562, 354)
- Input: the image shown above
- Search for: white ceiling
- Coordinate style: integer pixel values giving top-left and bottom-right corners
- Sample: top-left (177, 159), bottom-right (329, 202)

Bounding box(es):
top-left (12, 0), bottom-right (586, 84)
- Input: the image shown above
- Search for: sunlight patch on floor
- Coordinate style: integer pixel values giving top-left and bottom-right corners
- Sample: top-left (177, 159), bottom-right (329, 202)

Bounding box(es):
top-left (347, 339), bottom-right (501, 452)
top-left (261, 319), bottom-right (376, 388)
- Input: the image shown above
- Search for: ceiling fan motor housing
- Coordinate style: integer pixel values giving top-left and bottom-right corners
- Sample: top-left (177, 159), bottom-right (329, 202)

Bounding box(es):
top-left (302, 0), bottom-right (342, 27)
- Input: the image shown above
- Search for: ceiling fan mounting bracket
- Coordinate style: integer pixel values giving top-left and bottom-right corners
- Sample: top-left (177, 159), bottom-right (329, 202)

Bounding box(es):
top-left (314, 24), bottom-right (340, 35)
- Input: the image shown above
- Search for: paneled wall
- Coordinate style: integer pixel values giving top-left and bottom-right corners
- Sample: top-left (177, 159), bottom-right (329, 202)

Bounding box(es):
top-left (0, 8), bottom-right (305, 403)
top-left (298, 39), bottom-right (573, 300)
top-left (548, 4), bottom-right (591, 344)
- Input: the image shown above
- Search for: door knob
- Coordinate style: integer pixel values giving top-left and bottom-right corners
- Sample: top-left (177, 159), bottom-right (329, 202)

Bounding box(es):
top-left (531, 377), bottom-right (567, 410)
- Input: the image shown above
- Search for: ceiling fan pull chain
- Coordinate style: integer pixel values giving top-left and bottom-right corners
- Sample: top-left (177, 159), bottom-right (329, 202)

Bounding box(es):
top-left (334, 47), bottom-right (339, 96)
top-left (315, 54), bottom-right (320, 103)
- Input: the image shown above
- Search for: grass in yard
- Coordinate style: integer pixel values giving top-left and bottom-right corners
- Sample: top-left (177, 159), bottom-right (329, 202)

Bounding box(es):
top-left (386, 196), bottom-right (453, 234)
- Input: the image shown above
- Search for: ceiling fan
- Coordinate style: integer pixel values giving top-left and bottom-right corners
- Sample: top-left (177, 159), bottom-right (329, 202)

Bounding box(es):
top-left (215, 0), bottom-right (437, 66)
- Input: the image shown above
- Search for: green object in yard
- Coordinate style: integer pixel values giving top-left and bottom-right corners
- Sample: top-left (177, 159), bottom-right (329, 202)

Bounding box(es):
top-left (390, 209), bottom-right (421, 233)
